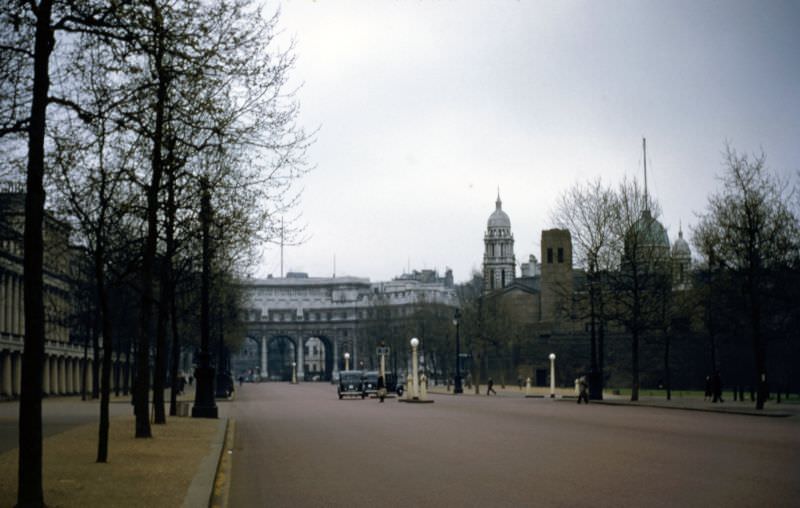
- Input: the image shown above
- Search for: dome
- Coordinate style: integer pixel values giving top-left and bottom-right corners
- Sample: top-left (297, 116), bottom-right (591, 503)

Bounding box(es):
top-left (629, 209), bottom-right (669, 249)
top-left (672, 228), bottom-right (691, 258)
top-left (488, 194), bottom-right (510, 229)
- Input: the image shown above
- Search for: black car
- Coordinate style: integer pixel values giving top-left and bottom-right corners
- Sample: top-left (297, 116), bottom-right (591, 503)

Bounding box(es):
top-left (362, 371), bottom-right (380, 397)
top-left (385, 373), bottom-right (404, 397)
top-left (338, 370), bottom-right (365, 399)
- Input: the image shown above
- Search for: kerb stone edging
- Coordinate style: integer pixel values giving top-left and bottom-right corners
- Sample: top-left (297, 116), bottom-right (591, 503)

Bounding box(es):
top-left (181, 417), bottom-right (229, 508)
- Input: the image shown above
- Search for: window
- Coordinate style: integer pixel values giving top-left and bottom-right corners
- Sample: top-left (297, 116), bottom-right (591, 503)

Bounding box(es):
top-left (547, 248), bottom-right (553, 263)
top-left (558, 247), bottom-right (564, 263)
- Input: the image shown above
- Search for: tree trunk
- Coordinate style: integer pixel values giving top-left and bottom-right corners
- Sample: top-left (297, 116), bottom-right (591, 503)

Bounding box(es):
top-left (664, 335), bottom-right (671, 401)
top-left (18, 2), bottom-right (53, 505)
top-left (96, 240), bottom-right (114, 462)
top-left (135, 3), bottom-right (168, 437)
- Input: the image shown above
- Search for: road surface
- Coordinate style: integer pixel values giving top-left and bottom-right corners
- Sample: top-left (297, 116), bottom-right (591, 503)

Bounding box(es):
top-left (224, 382), bottom-right (800, 507)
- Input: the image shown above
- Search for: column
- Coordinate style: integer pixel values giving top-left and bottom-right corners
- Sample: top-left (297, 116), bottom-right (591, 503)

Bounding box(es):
top-left (50, 356), bottom-right (58, 395)
top-left (2, 352), bottom-right (11, 397)
top-left (260, 337), bottom-right (268, 379)
top-left (18, 278), bottom-right (24, 336)
top-left (10, 276), bottom-right (17, 336)
top-left (58, 356), bottom-right (66, 395)
top-left (296, 337), bottom-right (305, 380)
top-left (86, 359), bottom-right (93, 394)
top-left (71, 358), bottom-right (79, 394)
top-left (332, 338), bottom-right (339, 375)
top-left (12, 352), bottom-right (22, 396)
top-left (42, 355), bottom-right (50, 395)
top-left (66, 358), bottom-right (74, 394)
top-left (0, 274), bottom-right (6, 333)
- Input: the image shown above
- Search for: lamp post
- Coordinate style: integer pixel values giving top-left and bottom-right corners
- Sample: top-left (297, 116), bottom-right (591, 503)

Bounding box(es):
top-left (410, 337), bottom-right (420, 399)
top-left (453, 309), bottom-right (463, 394)
top-left (291, 362), bottom-right (297, 384)
top-left (344, 352), bottom-right (350, 372)
top-left (549, 353), bottom-right (556, 398)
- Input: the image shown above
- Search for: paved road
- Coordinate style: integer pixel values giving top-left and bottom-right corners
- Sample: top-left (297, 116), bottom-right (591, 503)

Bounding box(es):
top-left (224, 383), bottom-right (800, 507)
top-left (0, 397), bottom-right (135, 454)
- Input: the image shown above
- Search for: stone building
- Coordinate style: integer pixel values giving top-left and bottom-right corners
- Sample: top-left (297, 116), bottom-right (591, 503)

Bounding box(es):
top-left (0, 189), bottom-right (131, 399)
top-left (234, 269), bottom-right (457, 381)
top-left (483, 193), bottom-right (515, 292)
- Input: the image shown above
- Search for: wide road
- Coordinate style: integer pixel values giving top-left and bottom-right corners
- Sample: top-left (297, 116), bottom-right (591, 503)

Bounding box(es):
top-left (225, 383), bottom-right (800, 507)
top-left (0, 397), bottom-right (133, 454)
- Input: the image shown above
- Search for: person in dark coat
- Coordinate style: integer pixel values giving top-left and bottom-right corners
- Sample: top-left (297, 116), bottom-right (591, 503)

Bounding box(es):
top-left (377, 375), bottom-right (386, 403)
top-left (577, 375), bottom-right (590, 404)
top-left (704, 375), bottom-right (712, 401)
top-left (487, 378), bottom-right (497, 396)
top-left (711, 371), bottom-right (724, 403)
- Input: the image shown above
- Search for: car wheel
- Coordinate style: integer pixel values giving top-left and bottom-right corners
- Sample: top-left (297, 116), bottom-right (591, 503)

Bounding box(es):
top-left (397, 387), bottom-right (404, 397)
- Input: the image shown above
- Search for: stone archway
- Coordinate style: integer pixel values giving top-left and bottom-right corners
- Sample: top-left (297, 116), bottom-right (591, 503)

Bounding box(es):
top-left (300, 336), bottom-right (335, 382)
top-left (232, 336), bottom-right (262, 381)
top-left (267, 336), bottom-right (296, 381)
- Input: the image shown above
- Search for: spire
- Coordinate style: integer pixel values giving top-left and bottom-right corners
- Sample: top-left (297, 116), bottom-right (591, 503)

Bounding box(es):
top-left (496, 187), bottom-right (502, 210)
top-left (678, 219), bottom-right (683, 239)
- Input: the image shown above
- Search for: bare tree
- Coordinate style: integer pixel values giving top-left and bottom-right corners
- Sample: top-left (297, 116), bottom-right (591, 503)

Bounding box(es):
top-left (552, 178), bottom-right (618, 399)
top-left (607, 178), bottom-right (671, 402)
top-left (694, 146), bottom-right (799, 409)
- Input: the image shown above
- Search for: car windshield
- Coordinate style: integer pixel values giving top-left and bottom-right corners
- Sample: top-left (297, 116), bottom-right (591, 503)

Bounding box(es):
top-left (364, 372), bottom-right (379, 382)
top-left (340, 372), bottom-right (362, 383)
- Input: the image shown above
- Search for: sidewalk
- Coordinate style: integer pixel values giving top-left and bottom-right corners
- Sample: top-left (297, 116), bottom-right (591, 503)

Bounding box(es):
top-left (0, 393), bottom-right (231, 508)
top-left (428, 384), bottom-right (800, 417)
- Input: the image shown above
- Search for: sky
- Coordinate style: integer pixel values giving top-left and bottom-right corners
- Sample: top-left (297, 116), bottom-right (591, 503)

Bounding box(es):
top-left (254, 0), bottom-right (800, 283)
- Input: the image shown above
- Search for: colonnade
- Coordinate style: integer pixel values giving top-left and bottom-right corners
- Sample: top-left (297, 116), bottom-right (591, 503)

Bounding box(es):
top-left (0, 349), bottom-right (130, 399)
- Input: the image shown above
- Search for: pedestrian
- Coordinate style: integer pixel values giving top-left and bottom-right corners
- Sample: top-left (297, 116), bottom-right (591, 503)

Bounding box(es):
top-left (711, 371), bottom-right (724, 403)
top-left (487, 378), bottom-right (497, 396)
top-left (704, 375), bottom-right (712, 401)
top-left (518, 377), bottom-right (523, 390)
top-left (238, 375), bottom-right (244, 387)
top-left (377, 375), bottom-right (386, 403)
top-left (577, 375), bottom-right (589, 404)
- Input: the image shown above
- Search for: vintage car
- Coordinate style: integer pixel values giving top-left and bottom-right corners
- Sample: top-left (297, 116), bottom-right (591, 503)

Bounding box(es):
top-left (362, 371), bottom-right (380, 397)
top-left (338, 370), bottom-right (365, 399)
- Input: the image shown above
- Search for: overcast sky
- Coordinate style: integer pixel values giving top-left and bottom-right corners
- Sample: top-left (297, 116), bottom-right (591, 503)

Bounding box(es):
top-left (254, 0), bottom-right (800, 283)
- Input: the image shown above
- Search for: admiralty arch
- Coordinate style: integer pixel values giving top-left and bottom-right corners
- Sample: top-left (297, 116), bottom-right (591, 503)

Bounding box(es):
top-left (233, 270), bottom-right (456, 382)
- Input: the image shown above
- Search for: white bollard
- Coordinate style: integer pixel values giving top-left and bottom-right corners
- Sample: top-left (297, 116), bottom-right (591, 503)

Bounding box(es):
top-left (420, 374), bottom-right (428, 400)
top-left (525, 377), bottom-right (532, 397)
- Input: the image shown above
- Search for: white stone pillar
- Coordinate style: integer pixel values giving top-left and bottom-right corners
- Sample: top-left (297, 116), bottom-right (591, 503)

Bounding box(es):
top-left (296, 337), bottom-right (304, 381)
top-left (50, 356), bottom-right (58, 395)
top-left (12, 352), bottom-right (22, 396)
top-left (58, 356), bottom-right (66, 395)
top-left (261, 337), bottom-right (268, 379)
top-left (42, 355), bottom-right (50, 395)
top-left (1, 352), bottom-right (12, 397)
top-left (332, 339), bottom-right (339, 375)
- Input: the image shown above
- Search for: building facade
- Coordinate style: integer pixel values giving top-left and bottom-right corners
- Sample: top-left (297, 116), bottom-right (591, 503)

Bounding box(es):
top-left (234, 269), bottom-right (457, 381)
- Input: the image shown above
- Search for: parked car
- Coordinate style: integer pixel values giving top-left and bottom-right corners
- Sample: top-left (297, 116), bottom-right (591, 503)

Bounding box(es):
top-left (338, 370), bottom-right (365, 399)
top-left (362, 371), bottom-right (380, 397)
top-left (386, 373), bottom-right (404, 397)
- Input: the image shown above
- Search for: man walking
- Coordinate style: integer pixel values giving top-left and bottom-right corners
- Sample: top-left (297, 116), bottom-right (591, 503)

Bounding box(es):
top-left (487, 378), bottom-right (497, 396)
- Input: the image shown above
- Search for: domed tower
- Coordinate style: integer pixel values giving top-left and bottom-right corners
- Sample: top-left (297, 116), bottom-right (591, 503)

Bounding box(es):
top-left (671, 223), bottom-right (692, 289)
top-left (483, 192), bottom-right (515, 292)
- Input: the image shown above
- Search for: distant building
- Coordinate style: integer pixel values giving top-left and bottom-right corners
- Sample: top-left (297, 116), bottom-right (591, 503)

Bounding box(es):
top-left (234, 268), bottom-right (457, 381)
top-left (483, 193), bottom-right (516, 292)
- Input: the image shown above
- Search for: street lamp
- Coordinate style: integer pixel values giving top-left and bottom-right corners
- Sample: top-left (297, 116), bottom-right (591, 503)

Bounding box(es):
top-left (549, 353), bottom-right (556, 398)
top-left (344, 352), bottom-right (350, 372)
top-left (410, 337), bottom-right (420, 399)
top-left (453, 309), bottom-right (463, 394)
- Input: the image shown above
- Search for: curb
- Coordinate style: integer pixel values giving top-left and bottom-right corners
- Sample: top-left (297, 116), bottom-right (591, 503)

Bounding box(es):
top-left (181, 417), bottom-right (229, 508)
top-left (560, 398), bottom-right (794, 418)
